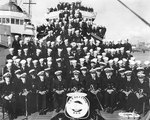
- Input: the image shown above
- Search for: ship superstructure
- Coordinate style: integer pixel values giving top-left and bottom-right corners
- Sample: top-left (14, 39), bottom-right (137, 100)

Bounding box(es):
top-left (0, 0), bottom-right (35, 43)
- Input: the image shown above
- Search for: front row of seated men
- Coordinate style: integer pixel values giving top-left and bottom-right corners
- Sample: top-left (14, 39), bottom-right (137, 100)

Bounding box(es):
top-left (1, 67), bottom-right (150, 119)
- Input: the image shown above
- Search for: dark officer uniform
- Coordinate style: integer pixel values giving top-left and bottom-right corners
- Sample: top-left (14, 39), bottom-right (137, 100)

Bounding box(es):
top-left (52, 70), bottom-right (66, 113)
top-left (69, 70), bottom-right (84, 92)
top-left (37, 71), bottom-right (48, 115)
top-left (103, 68), bottom-right (116, 113)
top-left (85, 69), bottom-right (103, 113)
top-left (134, 74), bottom-right (150, 114)
top-left (17, 73), bottom-right (32, 115)
top-left (1, 72), bottom-right (17, 120)
top-left (121, 71), bottom-right (136, 112)
top-left (28, 69), bottom-right (39, 113)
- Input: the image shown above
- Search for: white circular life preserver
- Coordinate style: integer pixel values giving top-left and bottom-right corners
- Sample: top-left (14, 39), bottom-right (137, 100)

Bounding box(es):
top-left (64, 92), bottom-right (90, 119)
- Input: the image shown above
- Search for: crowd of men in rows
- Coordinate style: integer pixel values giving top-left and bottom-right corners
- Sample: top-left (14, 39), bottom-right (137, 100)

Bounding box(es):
top-left (47, 1), bottom-right (94, 14)
top-left (1, 34), bottom-right (150, 119)
top-left (38, 1), bottom-right (106, 40)
top-left (1, 1), bottom-right (150, 120)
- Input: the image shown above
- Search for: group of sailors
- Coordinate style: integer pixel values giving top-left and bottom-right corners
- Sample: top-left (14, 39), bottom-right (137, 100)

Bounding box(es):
top-left (1, 1), bottom-right (150, 120)
top-left (39, 1), bottom-right (106, 40)
top-left (2, 34), bottom-right (150, 119)
top-left (47, 1), bottom-right (93, 14)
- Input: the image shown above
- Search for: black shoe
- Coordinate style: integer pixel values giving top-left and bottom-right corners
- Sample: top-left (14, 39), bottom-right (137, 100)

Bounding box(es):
top-left (109, 107), bottom-right (113, 114)
top-left (106, 107), bottom-right (111, 113)
top-left (43, 111), bottom-right (47, 115)
top-left (55, 107), bottom-right (61, 113)
top-left (39, 110), bottom-right (44, 115)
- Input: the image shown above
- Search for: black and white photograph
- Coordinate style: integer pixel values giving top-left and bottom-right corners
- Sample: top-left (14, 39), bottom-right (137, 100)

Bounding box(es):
top-left (0, 0), bottom-right (150, 119)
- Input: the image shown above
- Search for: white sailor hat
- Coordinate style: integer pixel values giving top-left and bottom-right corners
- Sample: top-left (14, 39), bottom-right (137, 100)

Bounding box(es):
top-left (125, 71), bottom-right (132, 76)
top-left (27, 58), bottom-right (32, 62)
top-left (68, 29), bottom-right (72, 32)
top-left (9, 48), bottom-right (14, 52)
top-left (51, 41), bottom-right (55, 45)
top-left (114, 58), bottom-right (119, 62)
top-left (120, 47), bottom-right (124, 51)
top-left (136, 60), bottom-right (141, 65)
top-left (99, 62), bottom-right (106, 67)
top-left (80, 66), bottom-right (87, 71)
top-left (36, 49), bottom-right (41, 53)
top-left (55, 70), bottom-right (62, 76)
top-left (126, 50), bottom-right (130, 54)
top-left (39, 58), bottom-right (44, 62)
top-left (94, 50), bottom-right (98, 54)
top-left (91, 58), bottom-right (97, 64)
top-left (96, 67), bottom-right (102, 72)
top-left (47, 41), bottom-right (51, 45)
top-left (102, 52), bottom-right (106, 57)
top-left (75, 30), bottom-right (79, 33)
top-left (69, 56), bottom-right (74, 60)
top-left (129, 60), bottom-right (135, 65)
top-left (89, 69), bottom-right (96, 74)
top-left (15, 35), bottom-right (19, 38)
top-left (64, 39), bottom-right (69, 42)
top-left (44, 68), bottom-right (51, 72)
top-left (3, 72), bottom-right (11, 78)
top-left (83, 47), bottom-right (88, 51)
top-left (103, 57), bottom-right (109, 62)
top-left (66, 47), bottom-right (71, 52)
top-left (18, 49), bottom-right (21, 52)
top-left (137, 67), bottom-right (144, 72)
top-left (29, 69), bottom-right (35, 74)
top-left (71, 59), bottom-right (77, 63)
top-left (84, 38), bottom-right (88, 43)
top-left (110, 49), bottom-right (115, 53)
top-left (118, 60), bottom-right (123, 64)
top-left (20, 60), bottom-right (26, 64)
top-left (122, 58), bottom-right (127, 62)
top-left (73, 70), bottom-right (80, 75)
top-left (79, 58), bottom-right (85, 62)
top-left (104, 68), bottom-right (113, 73)
top-left (12, 56), bottom-right (17, 61)
top-left (47, 57), bottom-right (52, 61)
top-left (47, 61), bottom-right (52, 65)
top-left (84, 55), bottom-right (90, 59)
top-left (89, 49), bottom-right (93, 53)
top-left (96, 47), bottom-right (101, 51)
top-left (118, 68), bottom-right (125, 73)
top-left (144, 61), bottom-right (150, 66)
top-left (7, 59), bottom-right (13, 63)
top-left (23, 48), bottom-right (28, 52)
top-left (15, 69), bottom-right (21, 74)
top-left (47, 48), bottom-right (52, 53)
top-left (97, 55), bottom-right (102, 59)
top-left (116, 48), bottom-right (120, 52)
top-left (108, 59), bottom-right (114, 64)
top-left (32, 60), bottom-right (38, 64)
top-left (15, 58), bottom-right (21, 63)
top-left (72, 28), bottom-right (75, 31)
top-left (39, 39), bottom-right (44, 43)
top-left (34, 38), bottom-right (38, 41)
top-left (96, 40), bottom-right (100, 44)
top-left (107, 48), bottom-right (111, 52)
top-left (56, 58), bottom-right (61, 62)
top-left (37, 71), bottom-right (45, 76)
top-left (20, 73), bottom-right (27, 78)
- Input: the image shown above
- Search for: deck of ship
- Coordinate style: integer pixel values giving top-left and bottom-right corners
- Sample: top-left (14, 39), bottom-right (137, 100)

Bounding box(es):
top-left (0, 109), bottom-right (149, 120)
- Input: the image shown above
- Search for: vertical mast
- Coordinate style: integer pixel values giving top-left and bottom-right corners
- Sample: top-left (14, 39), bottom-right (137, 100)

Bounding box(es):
top-left (23, 0), bottom-right (36, 18)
